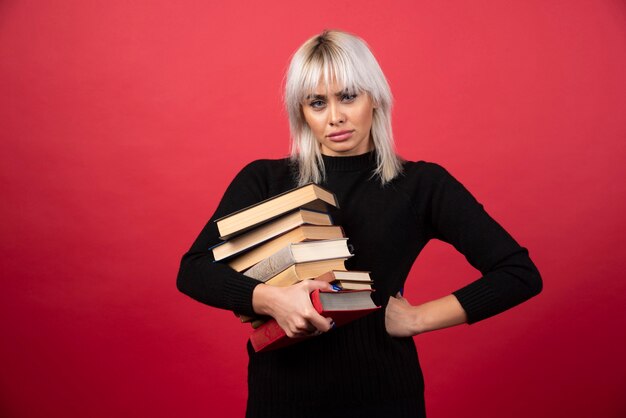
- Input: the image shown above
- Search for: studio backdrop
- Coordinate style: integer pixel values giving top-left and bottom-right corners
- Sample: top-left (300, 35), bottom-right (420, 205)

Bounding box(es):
top-left (1, 1), bottom-right (625, 417)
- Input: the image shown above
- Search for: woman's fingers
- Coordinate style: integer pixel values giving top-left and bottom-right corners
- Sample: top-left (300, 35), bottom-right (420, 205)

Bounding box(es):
top-left (288, 319), bottom-right (328, 338)
top-left (307, 311), bottom-right (334, 332)
top-left (270, 278), bottom-right (340, 338)
top-left (288, 309), bottom-right (333, 337)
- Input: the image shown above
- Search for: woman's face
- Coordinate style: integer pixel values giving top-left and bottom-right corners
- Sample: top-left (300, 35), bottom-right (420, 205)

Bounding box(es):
top-left (301, 81), bottom-right (375, 157)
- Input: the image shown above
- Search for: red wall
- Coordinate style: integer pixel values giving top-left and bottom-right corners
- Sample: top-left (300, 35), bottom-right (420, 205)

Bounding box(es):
top-left (1, 1), bottom-right (625, 417)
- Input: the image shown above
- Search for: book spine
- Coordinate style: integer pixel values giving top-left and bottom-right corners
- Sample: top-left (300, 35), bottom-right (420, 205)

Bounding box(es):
top-left (243, 245), bottom-right (296, 282)
top-left (249, 319), bottom-right (287, 352)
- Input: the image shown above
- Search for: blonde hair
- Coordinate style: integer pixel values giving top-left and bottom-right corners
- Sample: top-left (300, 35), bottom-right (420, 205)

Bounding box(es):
top-left (285, 30), bottom-right (403, 186)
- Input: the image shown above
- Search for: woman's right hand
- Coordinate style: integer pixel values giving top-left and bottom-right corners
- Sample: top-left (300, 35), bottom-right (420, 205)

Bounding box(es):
top-left (252, 280), bottom-right (335, 338)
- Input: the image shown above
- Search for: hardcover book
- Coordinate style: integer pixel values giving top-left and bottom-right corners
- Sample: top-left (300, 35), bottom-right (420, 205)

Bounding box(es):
top-left (215, 183), bottom-right (338, 240)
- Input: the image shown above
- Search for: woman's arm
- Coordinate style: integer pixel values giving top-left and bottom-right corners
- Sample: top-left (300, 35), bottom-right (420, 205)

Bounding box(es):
top-left (385, 293), bottom-right (467, 337)
top-left (177, 159), bottom-right (335, 335)
top-left (385, 164), bottom-right (542, 337)
top-left (177, 161), bottom-right (273, 316)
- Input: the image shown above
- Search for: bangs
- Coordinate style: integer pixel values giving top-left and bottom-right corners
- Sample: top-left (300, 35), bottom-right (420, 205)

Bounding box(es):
top-left (296, 44), bottom-right (369, 101)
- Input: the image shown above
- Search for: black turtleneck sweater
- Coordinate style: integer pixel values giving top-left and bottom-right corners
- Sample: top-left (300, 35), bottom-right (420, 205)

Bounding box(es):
top-left (177, 152), bottom-right (542, 418)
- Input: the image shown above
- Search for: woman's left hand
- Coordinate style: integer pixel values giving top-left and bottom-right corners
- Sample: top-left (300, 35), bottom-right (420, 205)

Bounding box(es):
top-left (385, 293), bottom-right (469, 337)
top-left (385, 292), bottom-right (419, 337)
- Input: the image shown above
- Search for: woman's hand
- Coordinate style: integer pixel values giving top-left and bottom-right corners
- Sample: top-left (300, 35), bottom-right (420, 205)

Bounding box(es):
top-left (385, 293), bottom-right (469, 337)
top-left (385, 292), bottom-right (420, 337)
top-left (252, 280), bottom-right (335, 338)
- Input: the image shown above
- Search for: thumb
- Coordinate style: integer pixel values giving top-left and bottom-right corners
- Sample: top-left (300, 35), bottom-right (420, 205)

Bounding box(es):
top-left (395, 292), bottom-right (409, 304)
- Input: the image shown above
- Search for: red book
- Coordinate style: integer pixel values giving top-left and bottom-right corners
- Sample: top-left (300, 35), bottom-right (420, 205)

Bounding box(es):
top-left (249, 289), bottom-right (380, 353)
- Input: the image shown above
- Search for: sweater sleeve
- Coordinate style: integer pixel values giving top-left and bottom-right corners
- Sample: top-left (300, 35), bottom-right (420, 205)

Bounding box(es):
top-left (176, 160), bottom-right (271, 317)
top-left (427, 164), bottom-right (542, 323)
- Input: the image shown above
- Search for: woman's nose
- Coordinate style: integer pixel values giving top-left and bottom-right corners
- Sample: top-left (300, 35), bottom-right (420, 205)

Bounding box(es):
top-left (328, 102), bottom-right (345, 126)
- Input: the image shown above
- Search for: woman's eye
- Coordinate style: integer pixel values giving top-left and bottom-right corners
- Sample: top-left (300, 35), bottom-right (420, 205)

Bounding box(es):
top-left (309, 100), bottom-right (326, 109)
top-left (341, 93), bottom-right (357, 102)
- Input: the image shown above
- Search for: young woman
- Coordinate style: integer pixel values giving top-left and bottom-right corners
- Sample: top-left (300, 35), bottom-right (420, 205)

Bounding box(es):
top-left (177, 30), bottom-right (542, 418)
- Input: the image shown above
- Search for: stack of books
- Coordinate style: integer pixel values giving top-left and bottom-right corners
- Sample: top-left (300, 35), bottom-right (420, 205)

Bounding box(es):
top-left (211, 183), bottom-right (379, 352)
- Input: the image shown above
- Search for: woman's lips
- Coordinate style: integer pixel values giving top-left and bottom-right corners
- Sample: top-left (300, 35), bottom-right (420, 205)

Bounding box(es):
top-left (327, 130), bottom-right (354, 142)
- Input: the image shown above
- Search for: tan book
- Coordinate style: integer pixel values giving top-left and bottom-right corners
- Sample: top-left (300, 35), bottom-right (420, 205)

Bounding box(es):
top-left (263, 259), bottom-right (348, 287)
top-left (315, 270), bottom-right (372, 283)
top-left (315, 271), bottom-right (373, 290)
top-left (239, 238), bottom-right (352, 278)
top-left (211, 209), bottom-right (333, 261)
top-left (215, 183), bottom-right (338, 240)
top-left (335, 281), bottom-right (373, 291)
top-left (228, 226), bottom-right (345, 272)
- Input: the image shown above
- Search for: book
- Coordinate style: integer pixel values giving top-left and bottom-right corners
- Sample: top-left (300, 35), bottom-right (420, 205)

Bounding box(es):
top-left (314, 271), bottom-right (373, 290)
top-left (264, 259), bottom-right (348, 287)
top-left (211, 209), bottom-right (333, 261)
top-left (249, 289), bottom-right (380, 353)
top-left (215, 183), bottom-right (338, 240)
top-left (314, 270), bottom-right (372, 283)
top-left (227, 226), bottom-right (346, 272)
top-left (240, 238), bottom-right (352, 279)
top-left (335, 281), bottom-right (373, 290)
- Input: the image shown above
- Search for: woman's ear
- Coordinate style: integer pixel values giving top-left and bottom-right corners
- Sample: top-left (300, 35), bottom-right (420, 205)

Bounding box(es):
top-left (370, 95), bottom-right (379, 109)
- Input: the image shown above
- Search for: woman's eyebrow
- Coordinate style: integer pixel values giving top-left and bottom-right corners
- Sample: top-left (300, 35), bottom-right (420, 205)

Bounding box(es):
top-left (305, 90), bottom-right (350, 100)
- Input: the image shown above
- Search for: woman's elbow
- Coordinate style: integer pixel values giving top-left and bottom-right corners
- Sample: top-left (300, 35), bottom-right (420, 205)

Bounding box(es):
top-left (176, 255), bottom-right (194, 296)
top-left (527, 268), bottom-right (543, 298)
top-left (519, 256), bottom-right (542, 299)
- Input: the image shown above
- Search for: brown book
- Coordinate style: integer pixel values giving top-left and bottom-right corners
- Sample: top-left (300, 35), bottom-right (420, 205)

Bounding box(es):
top-left (227, 226), bottom-right (345, 273)
top-left (215, 183), bottom-right (338, 240)
top-left (211, 209), bottom-right (333, 261)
